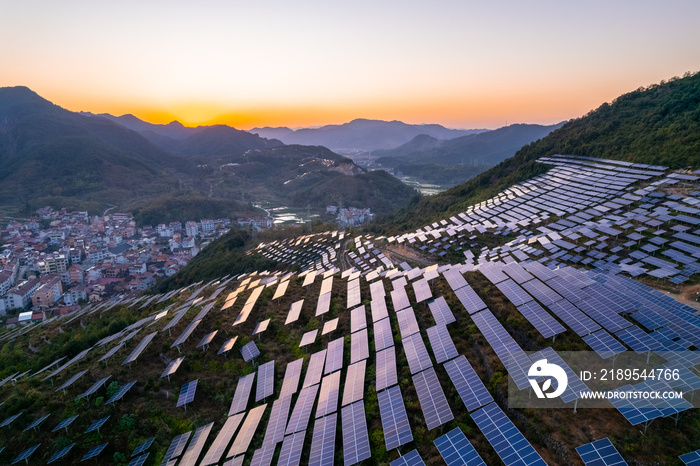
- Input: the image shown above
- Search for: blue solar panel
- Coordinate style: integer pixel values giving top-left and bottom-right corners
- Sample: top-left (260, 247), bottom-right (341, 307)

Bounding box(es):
top-left (582, 330), bottom-right (626, 359)
top-left (412, 367), bottom-right (453, 430)
top-left (471, 402), bottom-right (546, 466)
top-left (680, 448), bottom-right (700, 465)
top-left (443, 355), bottom-right (493, 411)
top-left (575, 438), bottom-right (627, 465)
top-left (341, 401), bottom-right (371, 465)
top-left (308, 413), bottom-right (336, 466)
top-left (81, 442), bottom-right (108, 462)
top-left (131, 437), bottom-right (155, 457)
top-left (390, 449), bottom-right (426, 466)
top-left (241, 341), bottom-right (261, 362)
top-left (105, 380), bottom-right (136, 404)
top-left (434, 427), bottom-right (486, 465)
top-left (52, 415), bottom-right (79, 433)
top-left (11, 443), bottom-right (40, 465)
top-left (177, 379), bottom-right (198, 408)
top-left (48, 442), bottom-right (75, 464)
top-left (85, 415), bottom-right (110, 434)
top-left (515, 301), bottom-right (565, 339)
top-left (377, 385), bottom-right (413, 450)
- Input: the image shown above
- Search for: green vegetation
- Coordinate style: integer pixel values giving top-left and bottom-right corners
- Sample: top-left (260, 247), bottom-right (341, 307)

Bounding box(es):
top-left (372, 71), bottom-right (700, 234)
top-left (129, 193), bottom-right (262, 226)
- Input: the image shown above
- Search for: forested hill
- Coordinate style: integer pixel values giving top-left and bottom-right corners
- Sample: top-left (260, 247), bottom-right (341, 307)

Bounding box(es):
top-left (371, 72), bottom-right (700, 234)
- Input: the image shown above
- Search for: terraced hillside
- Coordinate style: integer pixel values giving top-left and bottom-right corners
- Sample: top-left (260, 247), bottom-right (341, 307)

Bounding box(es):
top-left (1, 156), bottom-right (700, 465)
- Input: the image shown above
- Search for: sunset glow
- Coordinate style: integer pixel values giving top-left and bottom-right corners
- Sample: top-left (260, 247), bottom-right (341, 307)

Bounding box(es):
top-left (2, 0), bottom-right (699, 129)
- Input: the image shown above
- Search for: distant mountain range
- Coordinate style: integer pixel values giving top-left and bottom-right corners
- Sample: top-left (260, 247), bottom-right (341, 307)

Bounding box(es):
top-left (251, 118), bottom-right (488, 151)
top-left (379, 72), bottom-right (700, 232)
top-left (0, 87), bottom-right (416, 222)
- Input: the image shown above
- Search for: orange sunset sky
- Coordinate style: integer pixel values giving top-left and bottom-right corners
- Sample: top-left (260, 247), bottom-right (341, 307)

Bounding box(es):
top-left (2, 0), bottom-right (700, 130)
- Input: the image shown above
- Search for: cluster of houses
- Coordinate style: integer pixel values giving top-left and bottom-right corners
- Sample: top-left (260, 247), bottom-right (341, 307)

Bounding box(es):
top-left (326, 206), bottom-right (374, 227)
top-left (0, 207), bottom-right (248, 323)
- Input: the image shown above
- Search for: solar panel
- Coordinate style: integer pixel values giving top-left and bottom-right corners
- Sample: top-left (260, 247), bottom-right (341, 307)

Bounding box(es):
top-left (402, 333), bottom-right (433, 374)
top-left (52, 414), bottom-right (79, 433)
top-left (250, 442), bottom-right (276, 466)
top-left (78, 375), bottom-right (112, 400)
top-left (516, 301), bottom-right (566, 339)
top-left (434, 427), bottom-right (486, 466)
top-left (347, 280), bottom-right (362, 308)
top-left (197, 330), bottom-right (219, 349)
top-left (547, 300), bottom-right (601, 336)
top-left (80, 442), bottom-right (108, 462)
top-left (262, 396), bottom-right (292, 446)
top-left (321, 317), bottom-right (339, 335)
top-left (240, 341), bottom-right (261, 362)
top-left (177, 379), bottom-right (198, 409)
top-left (471, 402), bottom-right (546, 465)
top-left (443, 268), bottom-right (469, 291)
top-left (286, 299), bottom-right (304, 325)
top-left (85, 415), bottom-right (110, 433)
top-left (303, 349), bottom-right (327, 389)
top-left (309, 413), bottom-right (337, 466)
top-left (494, 279), bottom-right (533, 306)
top-left (396, 307), bottom-right (420, 338)
top-left (48, 442), bottom-right (75, 464)
top-left (11, 443), bottom-right (40, 465)
top-left (443, 355), bottom-right (493, 412)
top-left (582, 329), bottom-right (627, 359)
top-left (325, 337), bottom-right (344, 375)
top-left (374, 317), bottom-right (394, 352)
top-left (161, 356), bottom-right (185, 380)
top-left (426, 324), bottom-right (459, 363)
top-left (131, 437), bottom-right (155, 457)
top-left (0, 412), bottom-right (22, 428)
top-left (180, 422), bottom-right (214, 466)
top-left (376, 346), bottom-right (398, 391)
top-left (24, 413), bottom-right (50, 432)
top-left (256, 360), bottom-right (275, 401)
top-left (390, 449), bottom-right (426, 466)
top-left (350, 328), bottom-right (369, 364)
top-left (278, 430), bottom-right (305, 466)
top-left (280, 358), bottom-right (303, 398)
top-left (123, 331), bottom-right (157, 365)
top-left (341, 401), bottom-right (372, 465)
top-left (128, 452), bottom-right (149, 466)
top-left (428, 297), bottom-right (456, 326)
top-left (227, 404), bottom-right (268, 457)
top-left (272, 280), bottom-right (290, 300)
top-left (300, 329), bottom-right (318, 347)
top-left (316, 371), bottom-right (341, 419)
top-left (229, 373), bottom-right (255, 415)
top-left (316, 292), bottom-right (332, 317)
top-left (454, 285), bottom-right (487, 314)
top-left (171, 318), bottom-right (201, 348)
top-left (253, 319), bottom-right (270, 336)
top-left (412, 367), bottom-right (453, 429)
top-left (576, 438), bottom-right (628, 465)
top-left (98, 342), bottom-right (125, 363)
top-left (350, 305), bottom-right (367, 333)
top-left (378, 385), bottom-right (413, 450)
top-left (342, 360), bottom-right (366, 407)
top-left (285, 384), bottom-right (320, 435)
top-left (391, 287), bottom-right (411, 312)
top-left (680, 448), bottom-right (700, 466)
top-left (371, 298), bottom-right (389, 322)
top-left (162, 431), bottom-right (192, 464)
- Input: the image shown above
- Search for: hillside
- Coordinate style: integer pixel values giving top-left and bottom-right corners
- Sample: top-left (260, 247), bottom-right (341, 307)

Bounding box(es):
top-left (374, 72), bottom-right (700, 233)
top-left (0, 87), bottom-right (189, 209)
top-left (252, 118), bottom-right (487, 151)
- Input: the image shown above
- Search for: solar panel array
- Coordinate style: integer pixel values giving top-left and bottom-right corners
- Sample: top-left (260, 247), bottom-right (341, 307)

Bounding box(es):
top-left (253, 360), bottom-right (274, 401)
top-left (278, 430), bottom-right (305, 466)
top-left (341, 401), bottom-right (372, 465)
top-left (434, 427), bottom-right (486, 466)
top-left (426, 324), bottom-right (459, 363)
top-left (78, 375), bottom-right (112, 399)
top-left (285, 384), bottom-right (319, 435)
top-left (341, 360), bottom-right (366, 407)
top-left (52, 414), bottom-right (78, 433)
top-left (396, 308), bottom-right (420, 338)
top-left (471, 402), bottom-right (546, 465)
top-left (228, 404), bottom-right (267, 457)
top-left (412, 367), bottom-right (453, 430)
top-left (576, 438), bottom-right (628, 465)
top-left (515, 301), bottom-right (566, 339)
top-left (428, 297), bottom-right (456, 326)
top-left (582, 329), bottom-right (627, 359)
top-left (47, 442), bottom-right (75, 464)
top-left (350, 305), bottom-right (367, 333)
top-left (453, 285), bottom-right (487, 314)
top-left (376, 346), bottom-right (398, 391)
top-left (302, 349), bottom-right (327, 389)
top-left (350, 329), bottom-right (369, 364)
top-left (309, 413), bottom-right (337, 466)
top-left (200, 414), bottom-right (244, 466)
top-left (105, 380), bottom-right (136, 405)
top-left (162, 431), bottom-right (192, 464)
top-left (11, 443), bottom-right (40, 465)
top-left (229, 373), bottom-right (255, 415)
top-left (81, 442), bottom-right (108, 462)
top-left (262, 396), bottom-right (292, 446)
top-left (443, 355), bottom-right (493, 411)
top-left (240, 341), bottom-right (261, 362)
top-left (377, 385), bottom-right (413, 450)
top-left (390, 450), bottom-right (426, 466)
top-left (316, 371), bottom-right (341, 419)
top-left (402, 333), bottom-right (433, 374)
top-left (180, 422), bottom-right (213, 466)
top-left (177, 379), bottom-right (198, 408)
top-left (412, 278), bottom-right (432, 303)
top-left (680, 449), bottom-right (700, 466)
top-left (280, 358), bottom-right (303, 398)
top-left (85, 415), bottom-right (110, 434)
